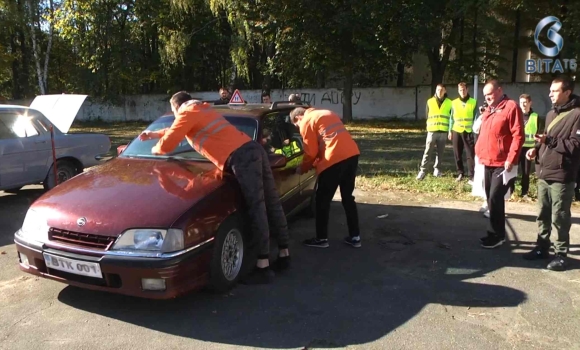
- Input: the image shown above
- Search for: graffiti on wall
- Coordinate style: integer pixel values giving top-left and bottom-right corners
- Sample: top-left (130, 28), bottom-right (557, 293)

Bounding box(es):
top-left (282, 91), bottom-right (362, 106)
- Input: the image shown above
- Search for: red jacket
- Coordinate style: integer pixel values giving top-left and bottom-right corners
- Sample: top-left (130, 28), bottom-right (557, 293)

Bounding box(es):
top-left (475, 95), bottom-right (524, 167)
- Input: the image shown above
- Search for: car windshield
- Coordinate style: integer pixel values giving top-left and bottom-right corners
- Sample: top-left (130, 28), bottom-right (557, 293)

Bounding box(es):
top-left (121, 115), bottom-right (258, 160)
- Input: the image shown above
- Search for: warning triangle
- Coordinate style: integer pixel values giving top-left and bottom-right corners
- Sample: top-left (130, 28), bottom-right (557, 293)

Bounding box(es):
top-left (228, 89), bottom-right (245, 104)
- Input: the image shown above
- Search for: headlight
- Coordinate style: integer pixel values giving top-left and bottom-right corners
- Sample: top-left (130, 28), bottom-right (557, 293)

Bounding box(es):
top-left (19, 209), bottom-right (49, 243)
top-left (111, 229), bottom-right (184, 253)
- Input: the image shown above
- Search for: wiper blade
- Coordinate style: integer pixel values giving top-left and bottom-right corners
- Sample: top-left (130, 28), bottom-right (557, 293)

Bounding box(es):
top-left (165, 156), bottom-right (185, 162)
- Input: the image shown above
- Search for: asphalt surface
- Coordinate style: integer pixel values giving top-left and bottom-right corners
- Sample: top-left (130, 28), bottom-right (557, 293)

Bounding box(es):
top-left (1, 186), bottom-right (579, 350)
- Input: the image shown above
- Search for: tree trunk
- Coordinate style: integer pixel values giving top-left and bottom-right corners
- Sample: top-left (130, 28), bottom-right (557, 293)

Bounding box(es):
top-left (426, 18), bottom-right (459, 94)
top-left (459, 16), bottom-right (464, 75)
top-left (472, 5), bottom-right (478, 74)
top-left (316, 69), bottom-right (325, 88)
top-left (342, 67), bottom-right (353, 123)
top-left (396, 62), bottom-right (404, 87)
top-left (28, 0), bottom-right (46, 94)
top-left (11, 35), bottom-right (22, 99)
top-left (511, 9), bottom-right (520, 83)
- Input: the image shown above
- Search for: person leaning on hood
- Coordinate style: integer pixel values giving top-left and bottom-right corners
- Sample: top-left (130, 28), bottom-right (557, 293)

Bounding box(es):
top-left (138, 91), bottom-right (291, 285)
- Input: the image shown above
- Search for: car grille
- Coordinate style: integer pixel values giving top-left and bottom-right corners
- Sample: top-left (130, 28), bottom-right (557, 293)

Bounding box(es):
top-left (48, 228), bottom-right (116, 250)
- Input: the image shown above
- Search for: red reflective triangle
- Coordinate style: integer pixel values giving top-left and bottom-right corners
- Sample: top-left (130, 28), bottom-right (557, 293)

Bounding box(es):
top-left (228, 89), bottom-right (245, 104)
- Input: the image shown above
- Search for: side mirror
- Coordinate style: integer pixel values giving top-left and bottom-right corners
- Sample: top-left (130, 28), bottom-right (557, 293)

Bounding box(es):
top-left (117, 144), bottom-right (127, 156)
top-left (269, 154), bottom-right (287, 169)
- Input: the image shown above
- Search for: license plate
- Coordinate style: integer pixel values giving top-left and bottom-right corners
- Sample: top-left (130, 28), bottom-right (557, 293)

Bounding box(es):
top-left (43, 253), bottom-right (103, 278)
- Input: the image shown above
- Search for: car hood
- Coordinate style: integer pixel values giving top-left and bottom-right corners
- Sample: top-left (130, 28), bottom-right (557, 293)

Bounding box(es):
top-left (31, 157), bottom-right (228, 236)
top-left (29, 94), bottom-right (87, 133)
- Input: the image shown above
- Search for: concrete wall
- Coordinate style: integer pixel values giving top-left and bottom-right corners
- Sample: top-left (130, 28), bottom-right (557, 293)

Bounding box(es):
top-left (3, 83), bottom-right (554, 122)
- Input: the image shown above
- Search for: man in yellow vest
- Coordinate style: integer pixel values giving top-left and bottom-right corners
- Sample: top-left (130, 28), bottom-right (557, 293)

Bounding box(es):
top-left (449, 82), bottom-right (477, 183)
top-left (417, 84), bottom-right (452, 180)
top-left (509, 93), bottom-right (538, 198)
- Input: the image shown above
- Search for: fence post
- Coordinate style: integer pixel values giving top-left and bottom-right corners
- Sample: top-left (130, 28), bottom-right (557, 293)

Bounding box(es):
top-left (415, 85), bottom-right (418, 121)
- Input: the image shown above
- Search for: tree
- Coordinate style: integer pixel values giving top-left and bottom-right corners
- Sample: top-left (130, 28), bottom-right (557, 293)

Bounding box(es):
top-left (27, 0), bottom-right (55, 94)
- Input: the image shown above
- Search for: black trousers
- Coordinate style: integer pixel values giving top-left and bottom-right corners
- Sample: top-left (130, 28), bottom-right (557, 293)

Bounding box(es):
top-left (316, 155), bottom-right (360, 240)
top-left (509, 146), bottom-right (533, 196)
top-left (227, 141), bottom-right (289, 258)
top-left (452, 131), bottom-right (475, 178)
top-left (484, 166), bottom-right (516, 239)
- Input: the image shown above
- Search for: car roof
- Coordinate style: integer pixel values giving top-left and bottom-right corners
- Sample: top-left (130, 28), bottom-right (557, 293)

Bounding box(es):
top-left (0, 105), bottom-right (31, 111)
top-left (154, 102), bottom-right (306, 122)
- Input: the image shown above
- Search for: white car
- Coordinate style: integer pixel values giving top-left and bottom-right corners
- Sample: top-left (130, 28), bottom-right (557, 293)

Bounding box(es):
top-left (0, 94), bottom-right (111, 192)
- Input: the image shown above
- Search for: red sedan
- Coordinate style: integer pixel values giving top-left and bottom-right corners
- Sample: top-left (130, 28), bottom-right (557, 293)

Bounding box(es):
top-left (14, 103), bottom-right (317, 299)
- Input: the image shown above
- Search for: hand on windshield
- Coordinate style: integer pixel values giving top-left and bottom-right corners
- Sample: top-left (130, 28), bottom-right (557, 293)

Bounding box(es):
top-left (139, 130), bottom-right (160, 141)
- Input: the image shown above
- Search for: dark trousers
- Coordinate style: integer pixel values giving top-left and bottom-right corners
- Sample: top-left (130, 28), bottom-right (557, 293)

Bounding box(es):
top-left (484, 166), bottom-right (515, 239)
top-left (316, 155), bottom-right (360, 240)
top-left (537, 180), bottom-right (574, 256)
top-left (227, 141), bottom-right (289, 259)
top-left (575, 168), bottom-right (580, 199)
top-left (509, 146), bottom-right (533, 196)
top-left (452, 131), bottom-right (475, 178)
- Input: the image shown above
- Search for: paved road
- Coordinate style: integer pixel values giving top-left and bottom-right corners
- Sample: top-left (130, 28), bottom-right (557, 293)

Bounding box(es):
top-left (1, 187), bottom-right (579, 350)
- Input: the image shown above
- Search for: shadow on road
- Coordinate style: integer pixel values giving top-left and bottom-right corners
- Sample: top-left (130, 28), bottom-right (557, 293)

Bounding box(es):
top-left (54, 202), bottom-right (547, 349)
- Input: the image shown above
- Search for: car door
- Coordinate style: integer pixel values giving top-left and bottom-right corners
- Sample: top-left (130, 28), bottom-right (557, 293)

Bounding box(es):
top-left (0, 112), bottom-right (52, 189)
top-left (274, 111), bottom-right (318, 203)
top-left (261, 112), bottom-right (301, 212)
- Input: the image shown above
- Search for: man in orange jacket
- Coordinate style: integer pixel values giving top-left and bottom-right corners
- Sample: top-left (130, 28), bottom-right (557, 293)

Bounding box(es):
top-left (289, 107), bottom-right (361, 248)
top-left (139, 91), bottom-right (290, 284)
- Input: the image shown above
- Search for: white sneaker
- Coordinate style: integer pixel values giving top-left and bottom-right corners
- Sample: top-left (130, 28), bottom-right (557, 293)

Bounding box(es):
top-left (433, 169), bottom-right (442, 177)
top-left (416, 171), bottom-right (426, 180)
top-left (483, 210), bottom-right (490, 218)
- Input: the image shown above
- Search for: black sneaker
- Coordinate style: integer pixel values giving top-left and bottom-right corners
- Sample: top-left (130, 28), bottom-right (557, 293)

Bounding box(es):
top-left (547, 255), bottom-right (566, 271)
top-left (344, 236), bottom-right (361, 248)
top-left (271, 255), bottom-right (291, 272)
top-left (240, 266), bottom-right (275, 285)
top-left (303, 238), bottom-right (329, 248)
top-left (522, 246), bottom-right (550, 260)
top-left (479, 233), bottom-right (493, 243)
top-left (481, 236), bottom-right (505, 249)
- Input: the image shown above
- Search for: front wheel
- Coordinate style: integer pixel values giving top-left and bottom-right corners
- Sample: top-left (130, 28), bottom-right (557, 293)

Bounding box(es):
top-left (43, 160), bottom-right (78, 191)
top-left (208, 214), bottom-right (246, 293)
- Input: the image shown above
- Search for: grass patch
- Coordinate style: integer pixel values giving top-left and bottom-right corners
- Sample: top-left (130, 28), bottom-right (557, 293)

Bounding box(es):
top-left (69, 118), bottom-right (546, 203)
top-left (345, 119), bottom-right (538, 202)
top-left (69, 120), bottom-right (149, 150)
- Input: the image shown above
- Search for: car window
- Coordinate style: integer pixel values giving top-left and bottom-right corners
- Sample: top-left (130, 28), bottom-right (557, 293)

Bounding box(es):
top-left (0, 112), bottom-right (40, 139)
top-left (261, 112), bottom-right (303, 158)
top-left (121, 115), bottom-right (258, 160)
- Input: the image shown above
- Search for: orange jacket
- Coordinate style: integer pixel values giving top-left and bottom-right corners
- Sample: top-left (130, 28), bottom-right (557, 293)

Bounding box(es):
top-left (152, 101), bottom-right (252, 170)
top-left (298, 108), bottom-right (360, 174)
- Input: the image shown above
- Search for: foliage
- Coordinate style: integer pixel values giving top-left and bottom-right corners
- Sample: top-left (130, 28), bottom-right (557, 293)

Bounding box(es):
top-left (0, 0), bottom-right (579, 101)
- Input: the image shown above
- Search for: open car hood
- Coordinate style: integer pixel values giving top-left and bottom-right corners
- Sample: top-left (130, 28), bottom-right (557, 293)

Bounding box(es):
top-left (29, 94), bottom-right (88, 133)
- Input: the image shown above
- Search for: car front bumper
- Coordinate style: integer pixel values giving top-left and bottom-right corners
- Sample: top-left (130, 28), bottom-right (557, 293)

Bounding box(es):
top-left (14, 231), bottom-right (214, 299)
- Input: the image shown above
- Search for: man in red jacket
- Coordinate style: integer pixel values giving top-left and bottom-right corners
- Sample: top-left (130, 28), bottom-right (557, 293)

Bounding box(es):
top-left (475, 79), bottom-right (524, 248)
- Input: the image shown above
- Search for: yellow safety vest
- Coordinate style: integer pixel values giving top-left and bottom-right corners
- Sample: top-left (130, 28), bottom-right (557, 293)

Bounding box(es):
top-left (451, 97), bottom-right (476, 133)
top-left (523, 112), bottom-right (538, 147)
top-left (427, 97), bottom-right (452, 132)
top-left (274, 140), bottom-right (301, 158)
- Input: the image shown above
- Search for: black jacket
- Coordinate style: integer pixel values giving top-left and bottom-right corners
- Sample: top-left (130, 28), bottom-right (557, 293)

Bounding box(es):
top-left (535, 95), bottom-right (580, 183)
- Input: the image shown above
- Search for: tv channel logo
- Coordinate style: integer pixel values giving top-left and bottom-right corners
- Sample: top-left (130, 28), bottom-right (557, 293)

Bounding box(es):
top-left (525, 16), bottom-right (577, 74)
